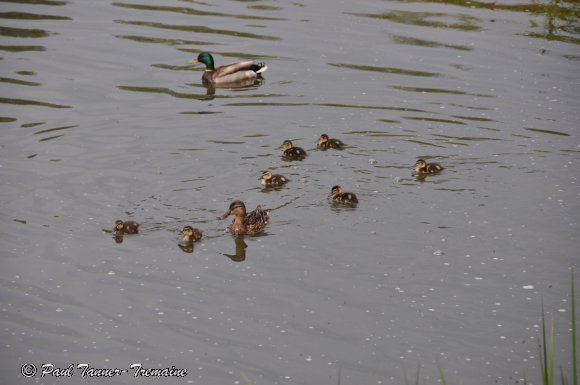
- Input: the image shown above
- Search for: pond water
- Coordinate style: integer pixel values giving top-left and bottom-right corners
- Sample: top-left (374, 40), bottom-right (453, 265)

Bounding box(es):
top-left (1, 0), bottom-right (579, 384)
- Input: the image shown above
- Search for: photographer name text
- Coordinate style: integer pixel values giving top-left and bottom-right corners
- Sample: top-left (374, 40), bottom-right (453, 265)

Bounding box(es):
top-left (20, 363), bottom-right (187, 379)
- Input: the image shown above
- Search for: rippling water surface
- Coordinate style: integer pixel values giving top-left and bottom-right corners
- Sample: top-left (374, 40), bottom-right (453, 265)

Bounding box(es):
top-left (1, 0), bottom-right (579, 384)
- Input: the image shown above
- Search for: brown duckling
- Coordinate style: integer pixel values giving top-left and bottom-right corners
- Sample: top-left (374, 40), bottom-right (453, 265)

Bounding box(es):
top-left (414, 159), bottom-right (444, 175)
top-left (224, 200), bottom-right (269, 236)
top-left (330, 185), bottom-right (358, 205)
top-left (260, 170), bottom-right (289, 187)
top-left (317, 134), bottom-right (344, 150)
top-left (189, 52), bottom-right (268, 86)
top-left (180, 226), bottom-right (203, 243)
top-left (281, 139), bottom-right (307, 160)
top-left (114, 220), bottom-right (139, 235)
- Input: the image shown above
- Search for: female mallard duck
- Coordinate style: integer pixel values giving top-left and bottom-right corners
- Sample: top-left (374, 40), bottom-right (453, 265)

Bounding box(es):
top-left (317, 134), bottom-right (344, 150)
top-left (224, 200), bottom-right (269, 236)
top-left (114, 220), bottom-right (139, 235)
top-left (414, 159), bottom-right (444, 175)
top-left (260, 170), bottom-right (289, 187)
top-left (330, 185), bottom-right (358, 205)
top-left (180, 226), bottom-right (203, 243)
top-left (189, 52), bottom-right (268, 85)
top-left (281, 139), bottom-right (307, 160)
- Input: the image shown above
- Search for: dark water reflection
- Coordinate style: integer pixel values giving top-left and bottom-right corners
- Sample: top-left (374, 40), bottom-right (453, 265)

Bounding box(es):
top-left (1, 0), bottom-right (579, 384)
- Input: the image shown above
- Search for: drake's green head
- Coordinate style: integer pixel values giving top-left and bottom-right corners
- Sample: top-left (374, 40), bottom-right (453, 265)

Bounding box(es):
top-left (189, 52), bottom-right (215, 70)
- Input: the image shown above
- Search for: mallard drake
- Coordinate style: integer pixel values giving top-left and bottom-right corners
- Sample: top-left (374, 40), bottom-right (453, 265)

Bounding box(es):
top-left (317, 134), bottom-right (344, 150)
top-left (180, 226), bottom-right (203, 243)
top-left (281, 139), bottom-right (307, 160)
top-left (260, 170), bottom-right (289, 187)
top-left (330, 185), bottom-right (358, 205)
top-left (414, 159), bottom-right (444, 175)
top-left (114, 220), bottom-right (139, 235)
top-left (224, 200), bottom-right (269, 236)
top-left (189, 52), bottom-right (268, 85)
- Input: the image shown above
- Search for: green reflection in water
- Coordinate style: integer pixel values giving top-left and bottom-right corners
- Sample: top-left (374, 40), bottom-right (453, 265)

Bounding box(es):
top-left (451, 115), bottom-right (495, 122)
top-left (0, 97), bottom-right (70, 108)
top-left (0, 117), bottom-right (17, 122)
top-left (317, 103), bottom-right (426, 112)
top-left (33, 124), bottom-right (77, 135)
top-left (225, 102), bottom-right (307, 107)
top-left (115, 20), bottom-right (281, 40)
top-left (407, 139), bottom-right (446, 147)
top-left (431, 133), bottom-right (502, 141)
top-left (524, 31), bottom-right (580, 44)
top-left (404, 116), bottom-right (466, 125)
top-left (39, 134), bottom-right (64, 142)
top-left (113, 2), bottom-right (285, 21)
top-left (0, 26), bottom-right (52, 38)
top-left (0, 0), bottom-right (67, 5)
top-left (21, 121), bottom-right (44, 128)
top-left (0, 45), bottom-right (45, 52)
top-left (390, 34), bottom-right (472, 51)
top-left (345, 130), bottom-right (414, 137)
top-left (181, 111), bottom-right (222, 115)
top-left (525, 127), bottom-right (570, 136)
top-left (248, 5), bottom-right (282, 10)
top-left (0, 76), bottom-right (40, 86)
top-left (115, 34), bottom-right (218, 46)
top-left (329, 63), bottom-right (440, 77)
top-left (207, 140), bottom-right (245, 144)
top-left (393, 0), bottom-right (579, 44)
top-left (392, 85), bottom-right (494, 98)
top-left (348, 10), bottom-right (481, 31)
top-left (0, 12), bottom-right (70, 20)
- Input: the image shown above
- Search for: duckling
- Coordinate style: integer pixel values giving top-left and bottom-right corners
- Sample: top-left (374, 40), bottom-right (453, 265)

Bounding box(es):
top-left (180, 226), bottom-right (203, 243)
top-left (281, 139), bottom-right (307, 160)
top-left (189, 52), bottom-right (268, 86)
top-left (414, 159), bottom-right (444, 175)
top-left (260, 170), bottom-right (289, 187)
top-left (330, 185), bottom-right (358, 205)
top-left (224, 200), bottom-right (269, 236)
top-left (114, 220), bottom-right (139, 235)
top-left (317, 134), bottom-right (344, 150)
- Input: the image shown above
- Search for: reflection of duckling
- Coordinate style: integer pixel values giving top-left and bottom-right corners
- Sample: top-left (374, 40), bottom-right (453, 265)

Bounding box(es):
top-left (281, 139), bottom-right (307, 160)
top-left (414, 159), bottom-right (444, 175)
top-left (189, 52), bottom-right (268, 86)
top-left (114, 220), bottom-right (139, 235)
top-left (317, 134), bottom-right (344, 150)
top-left (180, 226), bottom-right (203, 243)
top-left (330, 185), bottom-right (358, 205)
top-left (224, 200), bottom-right (269, 236)
top-left (260, 170), bottom-right (289, 187)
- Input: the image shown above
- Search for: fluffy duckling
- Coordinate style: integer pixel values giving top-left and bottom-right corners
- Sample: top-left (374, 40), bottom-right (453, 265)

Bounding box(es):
top-left (224, 200), bottom-right (270, 236)
top-left (260, 170), bottom-right (289, 187)
top-left (114, 220), bottom-right (139, 235)
top-left (317, 134), bottom-right (344, 150)
top-left (330, 185), bottom-right (358, 205)
top-left (281, 139), bottom-right (307, 160)
top-left (414, 159), bottom-right (444, 175)
top-left (189, 52), bottom-right (268, 86)
top-left (180, 226), bottom-right (203, 243)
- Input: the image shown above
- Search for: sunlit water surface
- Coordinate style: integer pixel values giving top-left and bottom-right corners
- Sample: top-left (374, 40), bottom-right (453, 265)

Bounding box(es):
top-left (1, 0), bottom-right (579, 384)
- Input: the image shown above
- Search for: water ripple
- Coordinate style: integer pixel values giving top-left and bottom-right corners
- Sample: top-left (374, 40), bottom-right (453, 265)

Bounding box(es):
top-left (115, 20), bottom-right (281, 41)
